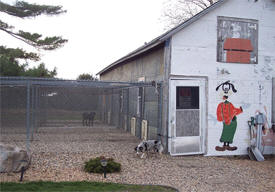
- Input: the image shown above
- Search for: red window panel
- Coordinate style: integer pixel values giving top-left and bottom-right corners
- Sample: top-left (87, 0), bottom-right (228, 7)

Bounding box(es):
top-left (224, 38), bottom-right (253, 51)
top-left (226, 51), bottom-right (251, 64)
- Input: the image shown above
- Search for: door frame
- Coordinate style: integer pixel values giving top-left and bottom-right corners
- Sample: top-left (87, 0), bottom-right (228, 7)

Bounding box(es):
top-left (168, 77), bottom-right (207, 156)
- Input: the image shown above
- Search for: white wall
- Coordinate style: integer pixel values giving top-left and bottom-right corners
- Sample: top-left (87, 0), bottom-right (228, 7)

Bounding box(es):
top-left (170, 0), bottom-right (275, 156)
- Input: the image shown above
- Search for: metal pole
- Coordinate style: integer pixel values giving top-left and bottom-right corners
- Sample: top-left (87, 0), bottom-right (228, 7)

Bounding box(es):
top-left (104, 167), bottom-right (106, 178)
top-left (158, 84), bottom-right (163, 140)
top-left (30, 86), bottom-right (35, 141)
top-left (35, 86), bottom-right (39, 133)
top-left (111, 89), bottom-right (113, 125)
top-left (119, 90), bottom-right (122, 128)
top-left (142, 87), bottom-right (146, 138)
top-left (126, 88), bottom-right (129, 132)
top-left (26, 81), bottom-right (31, 153)
top-left (137, 87), bottom-right (142, 138)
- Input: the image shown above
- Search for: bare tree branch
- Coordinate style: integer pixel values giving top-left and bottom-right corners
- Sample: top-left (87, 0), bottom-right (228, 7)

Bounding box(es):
top-left (161, 0), bottom-right (218, 31)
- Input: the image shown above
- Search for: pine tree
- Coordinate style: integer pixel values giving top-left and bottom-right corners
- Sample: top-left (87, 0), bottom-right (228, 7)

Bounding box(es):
top-left (0, 0), bottom-right (68, 77)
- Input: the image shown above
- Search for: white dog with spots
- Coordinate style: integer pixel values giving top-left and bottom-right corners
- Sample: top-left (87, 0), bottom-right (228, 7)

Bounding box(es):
top-left (134, 140), bottom-right (164, 158)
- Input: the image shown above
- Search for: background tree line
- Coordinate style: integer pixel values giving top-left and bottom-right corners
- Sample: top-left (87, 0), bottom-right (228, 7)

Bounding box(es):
top-left (0, 0), bottom-right (216, 80)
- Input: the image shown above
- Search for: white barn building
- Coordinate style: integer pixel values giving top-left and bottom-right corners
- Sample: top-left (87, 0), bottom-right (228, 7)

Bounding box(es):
top-left (98, 0), bottom-right (275, 156)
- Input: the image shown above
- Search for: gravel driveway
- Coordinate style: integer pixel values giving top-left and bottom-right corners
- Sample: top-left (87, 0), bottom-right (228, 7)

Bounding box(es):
top-left (1, 123), bottom-right (275, 192)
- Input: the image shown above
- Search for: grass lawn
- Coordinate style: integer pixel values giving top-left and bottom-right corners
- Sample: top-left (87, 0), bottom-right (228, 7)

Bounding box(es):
top-left (0, 181), bottom-right (177, 192)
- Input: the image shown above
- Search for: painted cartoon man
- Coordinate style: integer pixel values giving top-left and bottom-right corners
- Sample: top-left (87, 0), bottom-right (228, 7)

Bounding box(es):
top-left (215, 81), bottom-right (243, 151)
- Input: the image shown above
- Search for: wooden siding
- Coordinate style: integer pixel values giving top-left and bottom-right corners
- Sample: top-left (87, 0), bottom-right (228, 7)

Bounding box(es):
top-left (100, 46), bottom-right (165, 82)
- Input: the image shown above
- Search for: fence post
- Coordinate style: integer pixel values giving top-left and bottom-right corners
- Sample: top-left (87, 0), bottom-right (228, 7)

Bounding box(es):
top-left (126, 88), bottom-right (130, 132)
top-left (141, 86), bottom-right (145, 138)
top-left (137, 87), bottom-right (143, 138)
top-left (157, 83), bottom-right (163, 141)
top-left (111, 89), bottom-right (113, 125)
top-left (26, 81), bottom-right (31, 153)
top-left (35, 86), bottom-right (39, 133)
top-left (30, 85), bottom-right (35, 141)
top-left (119, 89), bottom-right (122, 128)
top-left (103, 91), bottom-right (107, 124)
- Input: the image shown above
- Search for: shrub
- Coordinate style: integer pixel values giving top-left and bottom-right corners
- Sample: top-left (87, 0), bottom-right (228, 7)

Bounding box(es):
top-left (84, 157), bottom-right (121, 173)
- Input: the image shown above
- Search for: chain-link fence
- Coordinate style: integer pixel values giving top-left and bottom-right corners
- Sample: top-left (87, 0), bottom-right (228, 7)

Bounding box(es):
top-left (0, 77), bottom-right (162, 152)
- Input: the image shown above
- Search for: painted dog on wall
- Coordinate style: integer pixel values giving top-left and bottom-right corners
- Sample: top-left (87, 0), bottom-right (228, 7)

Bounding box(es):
top-left (82, 112), bottom-right (96, 126)
top-left (216, 80), bottom-right (243, 151)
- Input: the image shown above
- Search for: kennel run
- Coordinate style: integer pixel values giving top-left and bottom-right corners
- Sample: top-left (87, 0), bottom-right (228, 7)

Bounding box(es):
top-left (0, 77), bottom-right (162, 153)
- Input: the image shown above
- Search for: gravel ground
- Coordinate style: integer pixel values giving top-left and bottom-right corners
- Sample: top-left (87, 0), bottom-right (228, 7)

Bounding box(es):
top-left (1, 123), bottom-right (275, 192)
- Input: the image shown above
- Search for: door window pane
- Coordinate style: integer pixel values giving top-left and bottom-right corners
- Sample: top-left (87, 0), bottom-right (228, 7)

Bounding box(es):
top-left (176, 87), bottom-right (199, 109)
top-left (176, 110), bottom-right (200, 136)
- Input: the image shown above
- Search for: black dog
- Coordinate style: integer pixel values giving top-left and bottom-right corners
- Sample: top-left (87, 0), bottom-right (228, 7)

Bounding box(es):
top-left (82, 112), bottom-right (96, 126)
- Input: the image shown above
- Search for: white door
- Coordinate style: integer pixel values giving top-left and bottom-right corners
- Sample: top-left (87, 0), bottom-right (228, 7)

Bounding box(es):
top-left (169, 78), bottom-right (206, 156)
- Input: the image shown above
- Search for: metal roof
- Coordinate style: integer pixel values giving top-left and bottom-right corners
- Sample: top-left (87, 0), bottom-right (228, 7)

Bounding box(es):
top-left (97, 0), bottom-right (228, 75)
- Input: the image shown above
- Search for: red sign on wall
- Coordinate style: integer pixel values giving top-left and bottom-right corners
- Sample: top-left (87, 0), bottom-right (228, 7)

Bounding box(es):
top-left (224, 38), bottom-right (253, 64)
top-left (217, 16), bottom-right (258, 64)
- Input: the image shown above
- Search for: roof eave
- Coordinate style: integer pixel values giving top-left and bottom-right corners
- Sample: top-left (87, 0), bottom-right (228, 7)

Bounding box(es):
top-left (96, 40), bottom-right (165, 75)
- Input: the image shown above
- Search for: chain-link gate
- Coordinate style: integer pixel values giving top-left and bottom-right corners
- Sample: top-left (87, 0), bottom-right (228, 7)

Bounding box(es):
top-left (0, 77), bottom-right (162, 152)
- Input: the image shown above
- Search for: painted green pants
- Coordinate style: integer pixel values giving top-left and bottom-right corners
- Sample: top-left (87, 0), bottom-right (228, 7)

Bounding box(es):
top-left (220, 116), bottom-right (237, 144)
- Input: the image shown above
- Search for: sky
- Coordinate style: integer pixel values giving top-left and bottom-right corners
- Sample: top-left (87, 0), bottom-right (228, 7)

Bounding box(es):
top-left (1, 0), bottom-right (168, 79)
